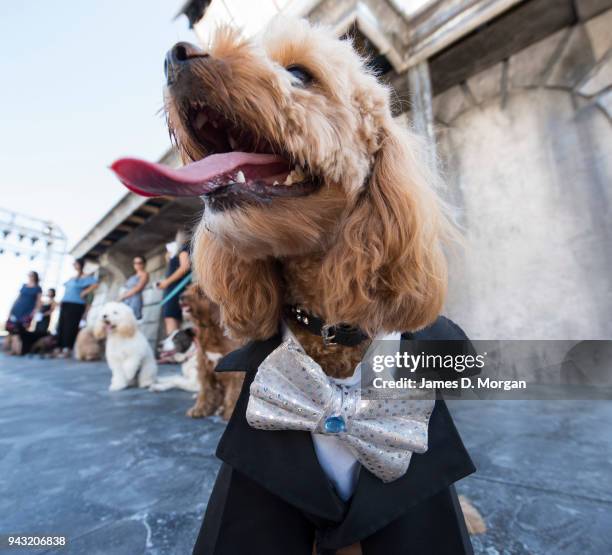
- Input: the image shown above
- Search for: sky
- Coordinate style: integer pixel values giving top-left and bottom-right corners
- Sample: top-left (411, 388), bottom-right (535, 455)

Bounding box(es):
top-left (0, 1), bottom-right (194, 318)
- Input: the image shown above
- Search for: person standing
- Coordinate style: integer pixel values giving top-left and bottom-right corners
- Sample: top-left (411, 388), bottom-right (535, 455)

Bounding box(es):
top-left (56, 259), bottom-right (98, 357)
top-left (6, 271), bottom-right (42, 332)
top-left (156, 230), bottom-right (190, 337)
top-left (5, 271), bottom-right (42, 354)
top-left (119, 255), bottom-right (149, 320)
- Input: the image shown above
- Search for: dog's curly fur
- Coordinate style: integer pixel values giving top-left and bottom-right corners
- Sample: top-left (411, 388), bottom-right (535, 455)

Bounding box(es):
top-left (163, 18), bottom-right (482, 548)
top-left (93, 302), bottom-right (157, 391)
top-left (74, 327), bottom-right (103, 361)
top-left (165, 18), bottom-right (452, 378)
top-left (180, 285), bottom-right (242, 419)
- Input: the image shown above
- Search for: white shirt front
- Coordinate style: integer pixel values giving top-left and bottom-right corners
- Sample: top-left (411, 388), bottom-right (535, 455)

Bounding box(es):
top-left (282, 324), bottom-right (401, 501)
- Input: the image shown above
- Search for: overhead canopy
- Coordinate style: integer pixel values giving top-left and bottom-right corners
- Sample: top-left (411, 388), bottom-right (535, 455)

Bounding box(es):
top-left (191, 0), bottom-right (435, 41)
top-left (175, 0), bottom-right (213, 27)
top-left (70, 149), bottom-right (186, 261)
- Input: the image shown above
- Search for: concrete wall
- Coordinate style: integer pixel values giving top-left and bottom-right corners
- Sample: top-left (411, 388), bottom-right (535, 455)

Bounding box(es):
top-left (140, 250), bottom-right (167, 348)
top-left (434, 9), bottom-right (612, 339)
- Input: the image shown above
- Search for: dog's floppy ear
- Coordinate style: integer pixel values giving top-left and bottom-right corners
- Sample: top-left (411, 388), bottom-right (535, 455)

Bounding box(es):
top-left (116, 311), bottom-right (137, 338)
top-left (192, 228), bottom-right (282, 341)
top-left (93, 315), bottom-right (107, 340)
top-left (204, 298), bottom-right (222, 328)
top-left (320, 120), bottom-right (451, 334)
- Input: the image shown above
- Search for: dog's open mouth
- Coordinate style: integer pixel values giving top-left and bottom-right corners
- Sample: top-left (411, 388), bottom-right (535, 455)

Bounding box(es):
top-left (111, 102), bottom-right (320, 209)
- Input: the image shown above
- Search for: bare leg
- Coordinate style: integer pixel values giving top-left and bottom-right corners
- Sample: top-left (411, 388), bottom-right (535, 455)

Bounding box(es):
top-left (164, 317), bottom-right (180, 335)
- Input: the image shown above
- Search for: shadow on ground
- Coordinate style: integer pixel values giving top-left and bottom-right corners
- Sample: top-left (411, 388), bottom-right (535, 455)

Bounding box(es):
top-left (1, 354), bottom-right (611, 554)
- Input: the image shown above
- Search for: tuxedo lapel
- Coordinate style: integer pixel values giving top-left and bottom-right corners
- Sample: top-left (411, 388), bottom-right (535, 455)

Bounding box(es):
top-left (215, 333), bottom-right (347, 522)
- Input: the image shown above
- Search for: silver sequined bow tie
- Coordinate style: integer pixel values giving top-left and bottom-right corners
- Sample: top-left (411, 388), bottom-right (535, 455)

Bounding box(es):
top-left (246, 339), bottom-right (435, 483)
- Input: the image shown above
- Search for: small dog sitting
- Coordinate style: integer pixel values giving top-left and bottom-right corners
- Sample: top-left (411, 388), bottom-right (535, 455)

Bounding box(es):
top-left (74, 327), bottom-right (104, 361)
top-left (149, 328), bottom-right (200, 393)
top-left (180, 285), bottom-right (242, 419)
top-left (94, 302), bottom-right (157, 391)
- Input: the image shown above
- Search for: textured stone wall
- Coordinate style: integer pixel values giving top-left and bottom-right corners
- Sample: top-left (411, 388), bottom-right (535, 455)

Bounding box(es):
top-left (139, 250), bottom-right (167, 348)
top-left (434, 8), bottom-right (612, 339)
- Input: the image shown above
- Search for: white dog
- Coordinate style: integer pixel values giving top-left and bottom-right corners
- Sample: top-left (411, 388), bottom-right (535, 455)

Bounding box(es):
top-left (94, 302), bottom-right (157, 391)
top-left (149, 342), bottom-right (200, 393)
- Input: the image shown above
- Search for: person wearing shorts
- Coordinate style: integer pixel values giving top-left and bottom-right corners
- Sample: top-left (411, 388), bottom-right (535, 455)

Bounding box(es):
top-left (156, 230), bottom-right (190, 336)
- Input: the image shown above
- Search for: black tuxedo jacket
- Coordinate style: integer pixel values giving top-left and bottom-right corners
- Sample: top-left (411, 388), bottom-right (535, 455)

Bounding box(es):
top-left (193, 316), bottom-right (476, 555)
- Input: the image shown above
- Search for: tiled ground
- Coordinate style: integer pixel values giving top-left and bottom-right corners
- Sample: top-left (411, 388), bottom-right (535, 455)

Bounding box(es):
top-left (449, 400), bottom-right (612, 554)
top-left (1, 353), bottom-right (611, 554)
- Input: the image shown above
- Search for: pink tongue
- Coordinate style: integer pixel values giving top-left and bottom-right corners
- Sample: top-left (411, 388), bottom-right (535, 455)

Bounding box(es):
top-left (110, 152), bottom-right (288, 197)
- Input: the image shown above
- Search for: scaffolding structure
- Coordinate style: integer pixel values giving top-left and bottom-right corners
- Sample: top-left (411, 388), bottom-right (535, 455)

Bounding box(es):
top-left (0, 207), bottom-right (68, 289)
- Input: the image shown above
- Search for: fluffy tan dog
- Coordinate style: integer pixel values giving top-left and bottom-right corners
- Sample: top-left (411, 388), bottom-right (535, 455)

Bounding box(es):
top-left (112, 17), bottom-right (481, 554)
top-left (93, 302), bottom-right (157, 391)
top-left (180, 285), bottom-right (242, 419)
top-left (184, 21), bottom-right (450, 377)
top-left (74, 327), bottom-right (103, 361)
top-left (115, 20), bottom-right (449, 361)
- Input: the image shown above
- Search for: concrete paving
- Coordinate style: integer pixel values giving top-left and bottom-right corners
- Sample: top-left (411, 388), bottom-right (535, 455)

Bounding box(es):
top-left (1, 353), bottom-right (611, 554)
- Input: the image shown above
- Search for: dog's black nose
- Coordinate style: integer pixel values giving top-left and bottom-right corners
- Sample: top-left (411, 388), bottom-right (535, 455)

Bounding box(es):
top-left (165, 42), bottom-right (207, 85)
top-left (169, 42), bottom-right (204, 62)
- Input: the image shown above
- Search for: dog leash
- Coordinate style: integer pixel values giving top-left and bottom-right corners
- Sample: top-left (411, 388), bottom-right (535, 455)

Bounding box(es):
top-left (159, 272), bottom-right (192, 306)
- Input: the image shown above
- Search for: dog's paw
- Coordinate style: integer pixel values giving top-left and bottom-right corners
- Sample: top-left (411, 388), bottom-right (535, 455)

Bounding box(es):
top-left (186, 407), bottom-right (204, 418)
top-left (108, 383), bottom-right (127, 392)
top-left (459, 495), bottom-right (486, 535)
top-left (186, 404), bottom-right (209, 418)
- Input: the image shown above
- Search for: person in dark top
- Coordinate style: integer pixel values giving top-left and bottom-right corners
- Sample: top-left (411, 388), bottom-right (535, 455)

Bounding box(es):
top-left (34, 288), bottom-right (57, 334)
top-left (55, 258), bottom-right (98, 357)
top-left (18, 288), bottom-right (57, 356)
top-left (6, 271), bottom-right (42, 333)
top-left (156, 230), bottom-right (191, 337)
top-left (5, 271), bottom-right (43, 354)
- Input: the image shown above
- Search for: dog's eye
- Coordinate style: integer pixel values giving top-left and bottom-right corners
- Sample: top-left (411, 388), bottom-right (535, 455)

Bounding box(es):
top-left (286, 65), bottom-right (312, 87)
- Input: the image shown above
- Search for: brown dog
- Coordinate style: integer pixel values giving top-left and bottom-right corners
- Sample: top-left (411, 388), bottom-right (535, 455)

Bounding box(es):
top-left (180, 285), bottom-right (242, 420)
top-left (112, 17), bottom-right (482, 553)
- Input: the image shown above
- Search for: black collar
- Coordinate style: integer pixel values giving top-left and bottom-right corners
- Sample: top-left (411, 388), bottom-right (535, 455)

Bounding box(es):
top-left (283, 305), bottom-right (369, 347)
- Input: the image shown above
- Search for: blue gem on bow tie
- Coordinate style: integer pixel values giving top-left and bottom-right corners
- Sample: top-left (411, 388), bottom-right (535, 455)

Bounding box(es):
top-left (324, 415), bottom-right (346, 433)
